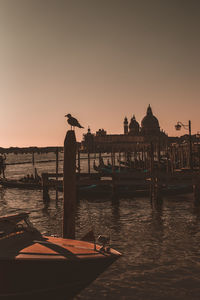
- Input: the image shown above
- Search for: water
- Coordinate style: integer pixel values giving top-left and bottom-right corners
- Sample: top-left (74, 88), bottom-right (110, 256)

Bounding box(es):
top-left (1, 154), bottom-right (200, 299)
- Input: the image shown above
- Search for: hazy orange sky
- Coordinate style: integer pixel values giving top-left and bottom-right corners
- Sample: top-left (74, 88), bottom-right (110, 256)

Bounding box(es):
top-left (1, 0), bottom-right (200, 147)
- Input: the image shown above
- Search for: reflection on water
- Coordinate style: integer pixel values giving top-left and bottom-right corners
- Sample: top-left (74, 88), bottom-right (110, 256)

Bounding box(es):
top-left (1, 157), bottom-right (200, 299)
top-left (1, 189), bottom-right (200, 299)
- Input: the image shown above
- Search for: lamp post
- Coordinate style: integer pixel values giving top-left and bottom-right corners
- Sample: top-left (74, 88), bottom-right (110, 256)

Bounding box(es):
top-left (175, 120), bottom-right (193, 170)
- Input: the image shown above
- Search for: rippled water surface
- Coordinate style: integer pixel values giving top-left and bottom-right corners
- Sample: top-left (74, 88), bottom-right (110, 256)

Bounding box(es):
top-left (1, 154), bottom-right (200, 299)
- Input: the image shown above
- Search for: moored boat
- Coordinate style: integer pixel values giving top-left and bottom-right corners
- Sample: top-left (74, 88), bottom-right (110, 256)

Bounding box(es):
top-left (0, 212), bottom-right (121, 299)
top-left (0, 178), bottom-right (42, 189)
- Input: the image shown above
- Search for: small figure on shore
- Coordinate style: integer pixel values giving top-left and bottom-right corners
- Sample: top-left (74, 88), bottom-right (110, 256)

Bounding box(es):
top-left (65, 114), bottom-right (84, 130)
top-left (0, 154), bottom-right (6, 178)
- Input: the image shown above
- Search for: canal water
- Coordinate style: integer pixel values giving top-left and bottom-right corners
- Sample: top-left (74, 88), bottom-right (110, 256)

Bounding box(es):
top-left (1, 153), bottom-right (200, 300)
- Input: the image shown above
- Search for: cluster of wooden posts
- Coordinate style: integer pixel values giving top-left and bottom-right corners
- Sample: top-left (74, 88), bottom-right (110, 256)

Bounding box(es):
top-left (149, 142), bottom-right (200, 208)
top-left (42, 135), bottom-right (200, 211)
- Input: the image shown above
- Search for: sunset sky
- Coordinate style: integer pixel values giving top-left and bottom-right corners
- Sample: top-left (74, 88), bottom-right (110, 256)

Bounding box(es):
top-left (1, 0), bottom-right (200, 147)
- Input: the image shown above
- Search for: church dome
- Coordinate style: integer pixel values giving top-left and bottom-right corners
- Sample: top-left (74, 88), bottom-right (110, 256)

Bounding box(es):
top-left (129, 115), bottom-right (139, 135)
top-left (141, 105), bottom-right (160, 135)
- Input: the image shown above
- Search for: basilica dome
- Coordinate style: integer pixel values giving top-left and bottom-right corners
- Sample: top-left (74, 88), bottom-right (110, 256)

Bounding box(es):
top-left (141, 105), bottom-right (160, 135)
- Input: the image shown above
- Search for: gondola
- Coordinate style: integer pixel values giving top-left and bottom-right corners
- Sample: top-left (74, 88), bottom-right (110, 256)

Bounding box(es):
top-left (0, 176), bottom-right (192, 198)
top-left (93, 160), bottom-right (130, 175)
top-left (78, 182), bottom-right (193, 198)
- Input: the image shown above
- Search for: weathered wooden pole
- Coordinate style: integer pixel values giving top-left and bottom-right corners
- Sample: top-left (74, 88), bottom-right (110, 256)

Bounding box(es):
top-left (169, 146), bottom-right (173, 174)
top-left (193, 146), bottom-right (200, 206)
top-left (88, 151), bottom-right (90, 174)
top-left (42, 173), bottom-right (49, 202)
top-left (188, 120), bottom-right (193, 170)
top-left (63, 130), bottom-right (77, 239)
top-left (180, 146), bottom-right (183, 169)
top-left (55, 147), bottom-right (59, 200)
top-left (149, 143), bottom-right (154, 205)
top-left (193, 169), bottom-right (200, 206)
top-left (145, 146), bottom-right (148, 170)
top-left (111, 148), bottom-right (117, 199)
top-left (166, 151), bottom-right (170, 173)
top-left (99, 151), bottom-right (101, 165)
top-left (113, 151), bottom-right (115, 166)
top-left (141, 146), bottom-right (144, 168)
top-left (157, 140), bottom-right (161, 171)
top-left (153, 176), bottom-right (162, 208)
top-left (149, 142), bottom-right (163, 209)
top-left (199, 145), bottom-right (200, 170)
top-left (111, 150), bottom-right (114, 173)
top-left (111, 171), bottom-right (118, 199)
top-left (193, 181), bottom-right (200, 206)
top-left (56, 148), bottom-right (59, 175)
top-left (77, 149), bottom-right (81, 176)
top-left (119, 151), bottom-right (121, 172)
top-left (2, 167), bottom-right (5, 179)
top-left (2, 155), bottom-right (6, 178)
top-left (32, 152), bottom-right (35, 173)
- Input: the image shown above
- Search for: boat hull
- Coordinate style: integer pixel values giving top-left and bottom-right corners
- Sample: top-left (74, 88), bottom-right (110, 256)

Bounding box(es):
top-left (0, 232), bottom-right (120, 300)
top-left (0, 179), bottom-right (41, 190)
top-left (0, 255), bottom-right (116, 299)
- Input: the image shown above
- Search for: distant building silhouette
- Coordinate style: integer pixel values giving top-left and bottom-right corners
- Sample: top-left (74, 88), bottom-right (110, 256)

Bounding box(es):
top-left (82, 105), bottom-right (168, 151)
top-left (82, 127), bottom-right (95, 152)
top-left (123, 105), bottom-right (161, 137)
top-left (123, 117), bottom-right (128, 135)
top-left (141, 105), bottom-right (160, 136)
top-left (128, 115), bottom-right (140, 136)
top-left (96, 129), bottom-right (107, 136)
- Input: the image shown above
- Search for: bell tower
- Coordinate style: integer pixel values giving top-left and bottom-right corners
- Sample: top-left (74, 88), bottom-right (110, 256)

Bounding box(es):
top-left (124, 117), bottom-right (128, 135)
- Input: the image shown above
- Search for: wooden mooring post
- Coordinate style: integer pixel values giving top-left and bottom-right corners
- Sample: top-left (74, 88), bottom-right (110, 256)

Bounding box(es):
top-left (77, 149), bottom-right (81, 177)
top-left (118, 152), bottom-right (121, 172)
top-left (193, 180), bottom-right (200, 206)
top-left (98, 152), bottom-right (101, 165)
top-left (152, 177), bottom-right (162, 209)
top-left (63, 130), bottom-right (76, 239)
top-left (149, 143), bottom-right (163, 209)
top-left (55, 147), bottom-right (59, 201)
top-left (32, 151), bottom-right (35, 167)
top-left (193, 147), bottom-right (200, 206)
top-left (111, 174), bottom-right (118, 200)
top-left (88, 151), bottom-right (90, 174)
top-left (42, 173), bottom-right (49, 202)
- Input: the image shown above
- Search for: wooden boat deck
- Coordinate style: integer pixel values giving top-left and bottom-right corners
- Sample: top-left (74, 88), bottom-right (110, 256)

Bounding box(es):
top-left (15, 236), bottom-right (120, 261)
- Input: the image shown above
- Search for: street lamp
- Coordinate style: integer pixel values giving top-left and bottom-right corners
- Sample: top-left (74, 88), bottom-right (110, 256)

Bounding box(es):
top-left (175, 120), bottom-right (193, 170)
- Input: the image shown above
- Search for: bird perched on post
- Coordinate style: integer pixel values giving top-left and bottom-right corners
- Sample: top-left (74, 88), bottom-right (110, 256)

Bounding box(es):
top-left (65, 114), bottom-right (84, 130)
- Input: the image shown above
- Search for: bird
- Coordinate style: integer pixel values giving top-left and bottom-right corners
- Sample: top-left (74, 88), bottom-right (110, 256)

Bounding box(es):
top-left (65, 114), bottom-right (84, 130)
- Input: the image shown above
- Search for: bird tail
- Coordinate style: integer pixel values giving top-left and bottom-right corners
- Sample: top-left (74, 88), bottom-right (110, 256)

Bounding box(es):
top-left (79, 125), bottom-right (84, 128)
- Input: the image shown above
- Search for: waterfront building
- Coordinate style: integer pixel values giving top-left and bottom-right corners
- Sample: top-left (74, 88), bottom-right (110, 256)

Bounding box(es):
top-left (82, 105), bottom-right (168, 152)
top-left (123, 105), bottom-right (161, 137)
